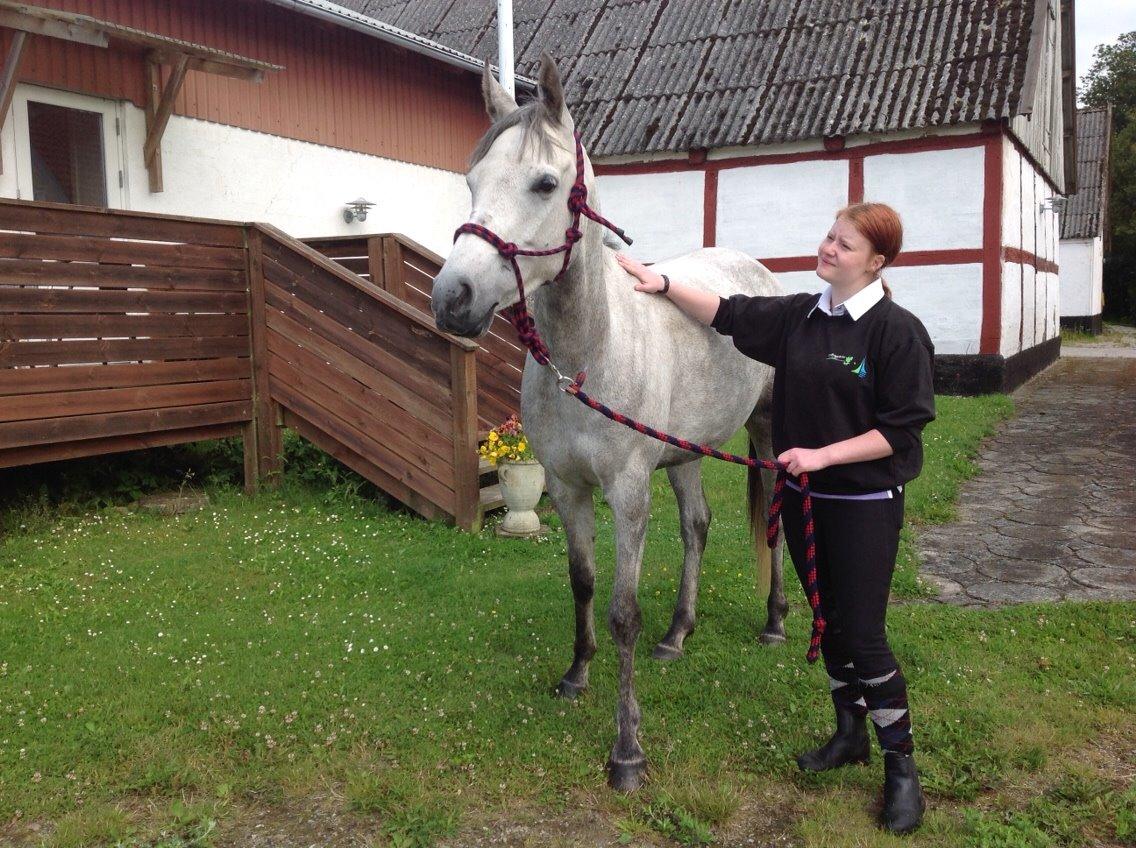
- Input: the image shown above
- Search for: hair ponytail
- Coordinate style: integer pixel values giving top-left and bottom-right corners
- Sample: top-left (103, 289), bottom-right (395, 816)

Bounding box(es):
top-left (836, 202), bottom-right (903, 300)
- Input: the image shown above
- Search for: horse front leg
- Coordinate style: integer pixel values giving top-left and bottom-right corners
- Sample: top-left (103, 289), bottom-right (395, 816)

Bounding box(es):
top-left (548, 475), bottom-right (598, 700)
top-left (604, 473), bottom-right (651, 791)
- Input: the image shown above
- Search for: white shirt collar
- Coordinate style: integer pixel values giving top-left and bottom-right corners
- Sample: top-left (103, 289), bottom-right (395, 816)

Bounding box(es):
top-left (807, 278), bottom-right (885, 321)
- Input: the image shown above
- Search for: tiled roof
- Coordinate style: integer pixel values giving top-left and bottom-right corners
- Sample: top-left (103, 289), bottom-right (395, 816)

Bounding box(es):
top-left (1060, 106), bottom-right (1111, 240)
top-left (345, 0), bottom-right (1041, 157)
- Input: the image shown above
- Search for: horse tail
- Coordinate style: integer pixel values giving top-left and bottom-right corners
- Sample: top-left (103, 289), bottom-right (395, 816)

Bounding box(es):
top-left (747, 435), bottom-right (773, 587)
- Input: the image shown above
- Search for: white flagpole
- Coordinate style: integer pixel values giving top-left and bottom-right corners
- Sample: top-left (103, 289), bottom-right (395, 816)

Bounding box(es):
top-left (497, 0), bottom-right (515, 97)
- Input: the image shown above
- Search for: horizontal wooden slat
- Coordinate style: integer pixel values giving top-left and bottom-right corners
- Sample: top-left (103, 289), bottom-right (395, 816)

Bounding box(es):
top-left (470, 354), bottom-right (522, 413)
top-left (0, 422), bottom-right (244, 469)
top-left (475, 325), bottom-right (527, 375)
top-left (402, 261), bottom-right (437, 296)
top-left (272, 379), bottom-right (455, 510)
top-left (260, 251), bottom-right (453, 387)
top-left (263, 284), bottom-right (451, 410)
top-left (0, 233), bottom-right (246, 271)
top-left (265, 306), bottom-right (449, 433)
top-left (327, 256), bottom-right (370, 276)
top-left (0, 399), bottom-right (252, 450)
top-left (267, 327), bottom-right (452, 461)
top-left (1, 378), bottom-right (251, 423)
top-left (0, 357), bottom-right (250, 396)
top-left (399, 286), bottom-right (433, 317)
top-left (0, 335), bottom-right (250, 367)
top-left (0, 313), bottom-right (249, 340)
top-left (254, 224), bottom-right (477, 352)
top-left (0, 258), bottom-right (246, 290)
top-left (304, 241), bottom-right (368, 260)
top-left (477, 392), bottom-right (520, 431)
top-left (0, 285), bottom-right (248, 313)
top-left (268, 348), bottom-right (453, 489)
top-left (281, 409), bottom-right (447, 524)
top-left (0, 201), bottom-right (246, 247)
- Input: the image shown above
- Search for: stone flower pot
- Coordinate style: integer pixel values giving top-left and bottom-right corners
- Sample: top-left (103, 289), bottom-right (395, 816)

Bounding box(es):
top-left (496, 459), bottom-right (546, 537)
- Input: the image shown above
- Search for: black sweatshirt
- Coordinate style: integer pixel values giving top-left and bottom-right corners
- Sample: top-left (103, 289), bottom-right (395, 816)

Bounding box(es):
top-left (711, 291), bottom-right (936, 494)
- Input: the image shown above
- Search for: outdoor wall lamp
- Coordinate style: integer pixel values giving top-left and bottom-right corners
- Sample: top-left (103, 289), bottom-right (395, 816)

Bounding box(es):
top-left (343, 197), bottom-right (375, 223)
top-left (1039, 197), bottom-right (1067, 214)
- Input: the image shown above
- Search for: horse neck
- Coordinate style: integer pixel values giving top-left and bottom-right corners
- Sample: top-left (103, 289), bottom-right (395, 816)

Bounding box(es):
top-left (528, 224), bottom-right (613, 374)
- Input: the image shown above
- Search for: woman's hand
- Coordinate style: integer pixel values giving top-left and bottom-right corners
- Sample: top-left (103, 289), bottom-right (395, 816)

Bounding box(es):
top-left (616, 252), bottom-right (667, 293)
top-left (778, 447), bottom-right (832, 476)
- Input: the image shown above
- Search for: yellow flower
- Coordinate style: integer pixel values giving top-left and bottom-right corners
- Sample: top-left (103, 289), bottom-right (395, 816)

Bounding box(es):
top-left (518, 440), bottom-right (527, 452)
top-left (489, 432), bottom-right (498, 442)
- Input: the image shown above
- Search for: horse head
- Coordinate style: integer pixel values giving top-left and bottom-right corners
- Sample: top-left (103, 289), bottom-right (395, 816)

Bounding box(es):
top-left (432, 53), bottom-right (588, 338)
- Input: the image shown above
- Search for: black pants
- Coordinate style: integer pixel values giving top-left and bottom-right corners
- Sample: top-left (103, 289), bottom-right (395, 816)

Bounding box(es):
top-left (780, 486), bottom-right (904, 678)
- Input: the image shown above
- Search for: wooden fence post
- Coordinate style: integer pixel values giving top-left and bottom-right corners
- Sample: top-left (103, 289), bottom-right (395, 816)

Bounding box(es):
top-left (366, 235), bottom-right (385, 289)
top-left (450, 345), bottom-right (480, 531)
top-left (381, 236), bottom-right (407, 301)
top-left (244, 226), bottom-right (283, 492)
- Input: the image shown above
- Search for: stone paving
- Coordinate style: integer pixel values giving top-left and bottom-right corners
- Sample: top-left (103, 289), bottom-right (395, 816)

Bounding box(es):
top-left (918, 354), bottom-right (1136, 606)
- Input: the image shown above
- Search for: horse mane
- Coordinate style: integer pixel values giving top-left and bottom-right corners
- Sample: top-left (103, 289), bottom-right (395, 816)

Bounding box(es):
top-left (469, 100), bottom-right (564, 167)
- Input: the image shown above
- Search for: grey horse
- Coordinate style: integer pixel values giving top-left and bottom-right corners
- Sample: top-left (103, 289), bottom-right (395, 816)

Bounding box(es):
top-left (432, 55), bottom-right (787, 791)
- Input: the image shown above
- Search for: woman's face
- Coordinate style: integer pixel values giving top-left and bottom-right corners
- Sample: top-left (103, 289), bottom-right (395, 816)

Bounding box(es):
top-left (816, 216), bottom-right (885, 287)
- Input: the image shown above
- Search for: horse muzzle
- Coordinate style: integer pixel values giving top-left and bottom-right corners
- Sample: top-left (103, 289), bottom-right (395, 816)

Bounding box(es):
top-left (431, 272), bottom-right (497, 338)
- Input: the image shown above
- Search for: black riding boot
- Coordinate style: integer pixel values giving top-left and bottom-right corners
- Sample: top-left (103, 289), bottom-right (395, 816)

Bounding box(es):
top-left (796, 704), bottom-right (870, 772)
top-left (882, 752), bottom-right (926, 834)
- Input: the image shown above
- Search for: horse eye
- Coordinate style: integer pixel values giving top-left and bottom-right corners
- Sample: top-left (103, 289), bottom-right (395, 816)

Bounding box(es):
top-left (532, 174), bottom-right (558, 194)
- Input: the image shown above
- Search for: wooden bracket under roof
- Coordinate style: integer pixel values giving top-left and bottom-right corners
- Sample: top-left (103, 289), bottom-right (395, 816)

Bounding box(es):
top-left (0, 0), bottom-right (283, 189)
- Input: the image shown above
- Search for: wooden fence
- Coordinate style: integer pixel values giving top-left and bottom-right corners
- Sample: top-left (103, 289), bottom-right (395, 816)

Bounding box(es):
top-left (0, 199), bottom-right (523, 531)
top-left (0, 201), bottom-right (255, 472)
top-left (303, 233), bottom-right (526, 437)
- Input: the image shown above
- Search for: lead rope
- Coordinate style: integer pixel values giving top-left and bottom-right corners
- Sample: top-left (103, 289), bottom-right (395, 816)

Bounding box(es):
top-left (453, 133), bottom-right (825, 664)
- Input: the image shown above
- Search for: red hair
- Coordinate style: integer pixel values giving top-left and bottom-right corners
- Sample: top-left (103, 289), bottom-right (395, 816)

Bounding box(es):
top-left (836, 202), bottom-right (903, 298)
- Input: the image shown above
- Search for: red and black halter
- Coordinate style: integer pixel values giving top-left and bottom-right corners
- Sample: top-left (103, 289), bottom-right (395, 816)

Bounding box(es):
top-left (453, 132), bottom-right (825, 664)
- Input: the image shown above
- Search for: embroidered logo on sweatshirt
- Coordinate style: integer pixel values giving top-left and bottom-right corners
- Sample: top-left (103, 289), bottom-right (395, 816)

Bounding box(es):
top-left (826, 353), bottom-right (869, 380)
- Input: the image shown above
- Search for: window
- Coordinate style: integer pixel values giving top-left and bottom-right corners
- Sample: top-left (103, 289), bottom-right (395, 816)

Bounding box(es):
top-left (27, 101), bottom-right (108, 206)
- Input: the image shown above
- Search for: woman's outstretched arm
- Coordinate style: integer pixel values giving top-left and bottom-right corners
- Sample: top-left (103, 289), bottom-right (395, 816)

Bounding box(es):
top-left (616, 253), bottom-right (722, 325)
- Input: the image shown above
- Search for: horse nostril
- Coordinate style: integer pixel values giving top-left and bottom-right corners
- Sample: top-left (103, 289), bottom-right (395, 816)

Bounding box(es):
top-left (454, 280), bottom-right (472, 310)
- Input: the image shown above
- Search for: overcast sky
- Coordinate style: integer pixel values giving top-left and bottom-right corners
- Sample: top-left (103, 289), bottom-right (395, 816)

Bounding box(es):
top-left (1076, 0), bottom-right (1136, 101)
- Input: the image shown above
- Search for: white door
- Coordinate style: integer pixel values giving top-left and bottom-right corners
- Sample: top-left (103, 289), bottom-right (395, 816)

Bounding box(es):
top-left (11, 84), bottom-right (127, 208)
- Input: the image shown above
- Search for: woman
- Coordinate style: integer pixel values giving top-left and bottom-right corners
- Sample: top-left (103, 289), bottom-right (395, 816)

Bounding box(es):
top-left (617, 202), bottom-right (934, 834)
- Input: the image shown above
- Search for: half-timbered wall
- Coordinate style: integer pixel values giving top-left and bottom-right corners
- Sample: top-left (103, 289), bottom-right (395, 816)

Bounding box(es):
top-left (595, 124), bottom-right (1063, 390)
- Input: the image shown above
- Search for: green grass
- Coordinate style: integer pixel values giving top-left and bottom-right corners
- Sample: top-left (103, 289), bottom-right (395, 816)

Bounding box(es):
top-left (1060, 326), bottom-right (1135, 346)
top-left (0, 393), bottom-right (1132, 847)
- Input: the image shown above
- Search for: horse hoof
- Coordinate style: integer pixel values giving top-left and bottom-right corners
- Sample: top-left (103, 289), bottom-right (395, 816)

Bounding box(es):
top-left (651, 643), bottom-right (683, 661)
top-left (555, 678), bottom-right (587, 700)
top-left (607, 757), bottom-right (647, 792)
top-left (759, 631), bottom-right (786, 646)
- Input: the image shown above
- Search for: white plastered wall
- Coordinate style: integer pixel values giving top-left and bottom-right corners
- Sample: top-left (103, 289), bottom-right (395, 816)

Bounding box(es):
top-left (714, 159), bottom-right (849, 257)
top-left (885, 264), bottom-right (984, 355)
top-left (1058, 237), bottom-right (1103, 318)
top-left (864, 146), bottom-right (985, 354)
top-left (864, 146), bottom-right (985, 251)
top-left (0, 84), bottom-right (472, 257)
top-left (1000, 136), bottom-right (1062, 355)
top-left (596, 170), bottom-right (705, 262)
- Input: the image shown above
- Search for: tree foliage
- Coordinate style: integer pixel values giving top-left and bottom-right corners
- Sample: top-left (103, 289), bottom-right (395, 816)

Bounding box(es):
top-left (1081, 32), bottom-right (1136, 322)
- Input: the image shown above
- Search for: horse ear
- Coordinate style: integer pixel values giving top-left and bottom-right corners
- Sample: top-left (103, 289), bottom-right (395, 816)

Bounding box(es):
top-left (537, 51), bottom-right (571, 127)
top-left (482, 59), bottom-right (519, 121)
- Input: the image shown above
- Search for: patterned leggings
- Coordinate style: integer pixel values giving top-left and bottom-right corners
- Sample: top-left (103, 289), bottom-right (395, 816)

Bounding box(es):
top-left (781, 486), bottom-right (914, 755)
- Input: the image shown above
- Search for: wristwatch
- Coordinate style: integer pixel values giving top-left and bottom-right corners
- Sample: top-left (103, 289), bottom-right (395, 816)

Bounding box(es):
top-left (660, 274), bottom-right (671, 294)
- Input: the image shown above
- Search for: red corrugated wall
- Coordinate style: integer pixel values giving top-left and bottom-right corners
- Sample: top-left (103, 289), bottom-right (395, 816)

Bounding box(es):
top-left (0, 0), bottom-right (489, 173)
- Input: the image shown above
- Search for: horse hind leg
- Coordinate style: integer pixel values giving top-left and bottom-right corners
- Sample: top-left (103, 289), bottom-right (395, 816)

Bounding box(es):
top-left (746, 400), bottom-right (788, 645)
top-left (548, 477), bottom-right (598, 700)
top-left (652, 459), bottom-right (710, 661)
